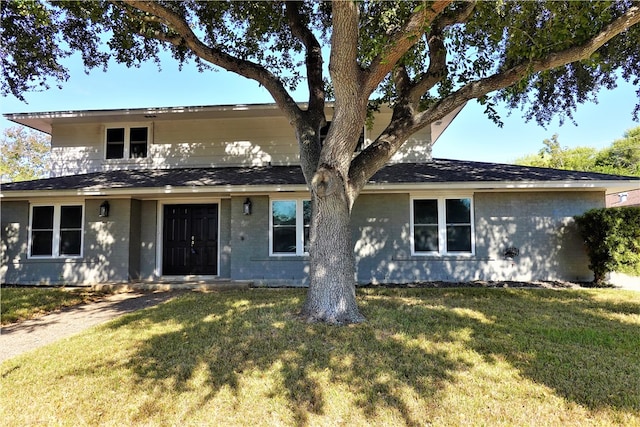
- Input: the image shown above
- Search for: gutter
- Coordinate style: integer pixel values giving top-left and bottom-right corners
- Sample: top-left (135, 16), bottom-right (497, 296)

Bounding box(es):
top-left (2, 179), bottom-right (637, 199)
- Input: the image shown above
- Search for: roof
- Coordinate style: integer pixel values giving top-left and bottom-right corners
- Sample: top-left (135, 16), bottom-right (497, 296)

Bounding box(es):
top-left (2, 159), bottom-right (638, 197)
top-left (373, 159), bottom-right (639, 183)
top-left (2, 102), bottom-right (462, 145)
top-left (3, 103), bottom-right (292, 135)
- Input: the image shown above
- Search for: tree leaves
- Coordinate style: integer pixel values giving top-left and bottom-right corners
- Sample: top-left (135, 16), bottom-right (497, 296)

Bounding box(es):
top-left (0, 127), bottom-right (51, 182)
top-left (515, 126), bottom-right (640, 177)
top-left (1, 1), bottom-right (639, 151)
top-left (0, 1), bottom-right (69, 100)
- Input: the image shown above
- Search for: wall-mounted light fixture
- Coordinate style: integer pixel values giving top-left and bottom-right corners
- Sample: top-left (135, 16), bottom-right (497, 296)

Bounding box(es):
top-left (99, 200), bottom-right (110, 218)
top-left (504, 246), bottom-right (519, 260)
top-left (243, 198), bottom-right (252, 215)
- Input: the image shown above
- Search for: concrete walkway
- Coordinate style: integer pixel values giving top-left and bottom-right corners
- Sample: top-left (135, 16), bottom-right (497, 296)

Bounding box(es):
top-left (609, 272), bottom-right (640, 292)
top-left (0, 291), bottom-right (178, 363)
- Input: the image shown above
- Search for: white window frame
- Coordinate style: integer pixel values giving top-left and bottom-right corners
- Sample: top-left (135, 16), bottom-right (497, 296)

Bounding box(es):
top-left (28, 203), bottom-right (85, 258)
top-left (104, 123), bottom-right (153, 160)
top-left (269, 197), bottom-right (311, 256)
top-left (410, 195), bottom-right (475, 256)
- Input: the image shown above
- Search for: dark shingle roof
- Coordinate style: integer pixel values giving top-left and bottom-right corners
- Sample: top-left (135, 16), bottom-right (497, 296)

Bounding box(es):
top-left (371, 159), bottom-right (638, 183)
top-left (1, 165), bottom-right (305, 191)
top-left (1, 159), bottom-right (637, 193)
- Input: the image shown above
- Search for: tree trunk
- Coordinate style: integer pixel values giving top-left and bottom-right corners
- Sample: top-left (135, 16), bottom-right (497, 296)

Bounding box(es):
top-left (299, 169), bottom-right (365, 324)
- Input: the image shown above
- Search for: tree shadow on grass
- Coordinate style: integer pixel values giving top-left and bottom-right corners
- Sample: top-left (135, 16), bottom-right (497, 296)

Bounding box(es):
top-left (104, 288), bottom-right (640, 425)
top-left (455, 289), bottom-right (640, 412)
top-left (105, 289), bottom-right (469, 426)
top-left (368, 288), bottom-right (640, 414)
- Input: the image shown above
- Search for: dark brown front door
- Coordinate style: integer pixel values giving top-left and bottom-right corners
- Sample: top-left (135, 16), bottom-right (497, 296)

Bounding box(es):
top-left (163, 204), bottom-right (218, 275)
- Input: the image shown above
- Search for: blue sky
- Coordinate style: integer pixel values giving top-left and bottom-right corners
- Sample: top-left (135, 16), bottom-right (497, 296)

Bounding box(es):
top-left (2, 53), bottom-right (638, 164)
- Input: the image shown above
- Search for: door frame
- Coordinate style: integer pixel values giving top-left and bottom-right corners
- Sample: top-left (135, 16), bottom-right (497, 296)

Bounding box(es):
top-left (156, 198), bottom-right (221, 279)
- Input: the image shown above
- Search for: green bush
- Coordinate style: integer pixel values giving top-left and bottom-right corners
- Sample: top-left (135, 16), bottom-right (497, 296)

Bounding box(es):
top-left (574, 207), bottom-right (640, 284)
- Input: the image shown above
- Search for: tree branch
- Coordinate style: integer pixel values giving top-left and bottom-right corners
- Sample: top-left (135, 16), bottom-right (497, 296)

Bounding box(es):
top-left (285, 1), bottom-right (325, 115)
top-left (323, 0), bottom-right (369, 175)
top-left (284, 2), bottom-right (326, 181)
top-left (116, 0), bottom-right (303, 122)
top-left (330, 1), bottom-right (363, 101)
top-left (363, 0), bottom-right (452, 96)
top-left (350, 3), bottom-right (640, 191)
top-left (392, 64), bottom-right (412, 95)
top-left (406, 1), bottom-right (477, 104)
top-left (417, 3), bottom-right (640, 126)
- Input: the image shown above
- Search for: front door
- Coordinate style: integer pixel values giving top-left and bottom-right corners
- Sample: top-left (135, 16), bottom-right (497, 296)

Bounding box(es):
top-left (163, 204), bottom-right (218, 275)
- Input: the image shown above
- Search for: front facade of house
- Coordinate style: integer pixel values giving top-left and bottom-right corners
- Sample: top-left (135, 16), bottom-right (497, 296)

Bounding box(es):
top-left (2, 104), bottom-right (638, 286)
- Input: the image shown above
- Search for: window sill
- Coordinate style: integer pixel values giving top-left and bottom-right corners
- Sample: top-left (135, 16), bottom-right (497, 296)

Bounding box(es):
top-left (25, 256), bottom-right (84, 261)
top-left (396, 254), bottom-right (483, 261)
top-left (104, 158), bottom-right (151, 164)
top-left (256, 256), bottom-right (310, 261)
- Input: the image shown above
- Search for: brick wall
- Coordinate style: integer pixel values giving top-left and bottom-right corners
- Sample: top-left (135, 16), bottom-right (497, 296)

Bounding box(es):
top-left (606, 188), bottom-right (640, 207)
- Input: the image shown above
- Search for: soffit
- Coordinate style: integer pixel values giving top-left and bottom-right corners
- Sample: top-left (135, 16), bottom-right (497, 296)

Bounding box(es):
top-left (4, 102), bottom-right (460, 140)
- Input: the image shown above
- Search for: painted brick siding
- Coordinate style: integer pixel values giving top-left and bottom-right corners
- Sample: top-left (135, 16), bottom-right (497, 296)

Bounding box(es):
top-left (472, 191), bottom-right (602, 282)
top-left (219, 199), bottom-right (232, 278)
top-left (128, 199), bottom-right (142, 280)
top-left (47, 108), bottom-right (432, 176)
top-left (138, 200), bottom-right (158, 280)
top-left (223, 191), bottom-right (602, 285)
top-left (1, 199), bottom-right (135, 285)
top-left (230, 195), bottom-right (309, 284)
top-left (606, 188), bottom-right (640, 207)
top-left (349, 191), bottom-right (601, 284)
top-left (1, 201), bottom-right (29, 284)
top-left (1, 190), bottom-right (604, 285)
top-left (351, 193), bottom-right (411, 283)
top-left (81, 199), bottom-right (133, 283)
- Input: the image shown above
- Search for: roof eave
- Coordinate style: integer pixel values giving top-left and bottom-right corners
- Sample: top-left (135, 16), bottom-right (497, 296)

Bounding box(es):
top-left (3, 103), bottom-right (295, 135)
top-left (2, 179), bottom-right (636, 199)
top-left (364, 180), bottom-right (639, 192)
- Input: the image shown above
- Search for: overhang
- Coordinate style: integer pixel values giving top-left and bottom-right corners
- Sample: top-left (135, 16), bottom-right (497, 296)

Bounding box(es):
top-left (2, 102), bottom-right (461, 144)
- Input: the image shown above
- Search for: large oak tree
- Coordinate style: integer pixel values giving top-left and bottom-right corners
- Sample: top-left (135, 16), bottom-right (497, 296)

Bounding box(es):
top-left (2, 1), bottom-right (639, 323)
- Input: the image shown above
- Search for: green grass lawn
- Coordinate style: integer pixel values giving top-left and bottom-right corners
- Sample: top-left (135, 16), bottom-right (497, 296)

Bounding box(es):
top-left (1, 288), bottom-right (639, 426)
top-left (1, 287), bottom-right (111, 325)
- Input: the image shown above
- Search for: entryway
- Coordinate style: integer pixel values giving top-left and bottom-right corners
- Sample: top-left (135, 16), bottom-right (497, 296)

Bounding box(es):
top-left (162, 204), bottom-right (218, 275)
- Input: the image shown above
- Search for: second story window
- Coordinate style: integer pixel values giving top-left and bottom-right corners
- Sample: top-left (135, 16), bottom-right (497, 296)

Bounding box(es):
top-left (106, 126), bottom-right (149, 159)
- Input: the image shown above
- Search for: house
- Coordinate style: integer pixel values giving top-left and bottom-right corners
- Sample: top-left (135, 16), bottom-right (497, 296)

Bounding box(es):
top-left (606, 188), bottom-right (640, 207)
top-left (1, 103), bottom-right (638, 286)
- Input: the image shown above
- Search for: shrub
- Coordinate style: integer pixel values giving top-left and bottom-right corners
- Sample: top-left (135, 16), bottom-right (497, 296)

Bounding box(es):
top-left (574, 207), bottom-right (640, 284)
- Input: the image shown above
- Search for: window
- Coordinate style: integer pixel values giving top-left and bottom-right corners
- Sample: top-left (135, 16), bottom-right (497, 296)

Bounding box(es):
top-left (271, 199), bottom-right (311, 255)
top-left (411, 197), bottom-right (473, 254)
top-left (105, 126), bottom-right (149, 159)
top-left (30, 204), bottom-right (83, 257)
top-left (31, 206), bottom-right (54, 256)
top-left (413, 200), bottom-right (439, 252)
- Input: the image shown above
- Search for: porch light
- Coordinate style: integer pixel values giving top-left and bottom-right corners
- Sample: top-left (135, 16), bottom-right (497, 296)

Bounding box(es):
top-left (243, 198), bottom-right (252, 215)
top-left (99, 200), bottom-right (110, 218)
top-left (504, 246), bottom-right (519, 260)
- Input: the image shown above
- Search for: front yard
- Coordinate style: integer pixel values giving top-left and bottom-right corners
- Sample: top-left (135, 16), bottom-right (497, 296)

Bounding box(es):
top-left (1, 287), bottom-right (639, 426)
top-left (1, 286), bottom-right (112, 325)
